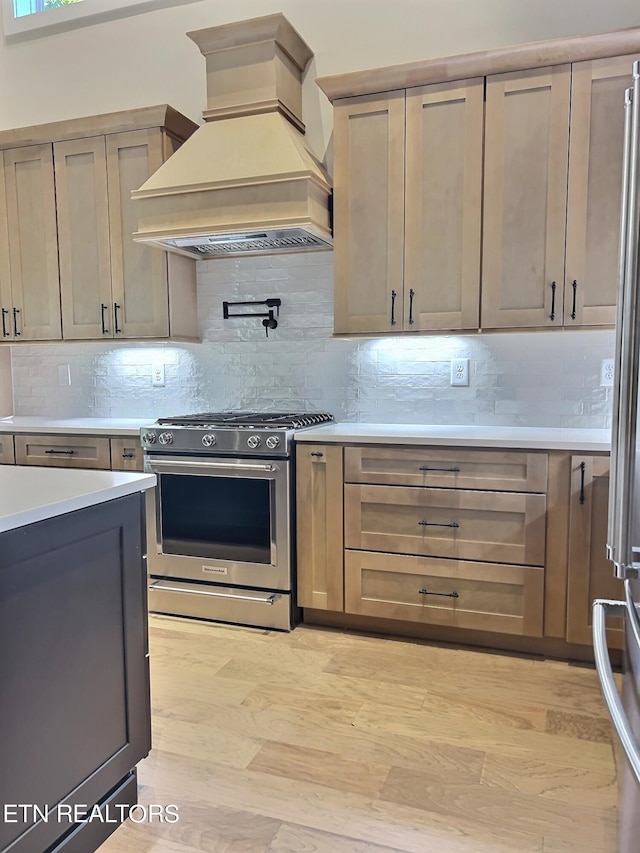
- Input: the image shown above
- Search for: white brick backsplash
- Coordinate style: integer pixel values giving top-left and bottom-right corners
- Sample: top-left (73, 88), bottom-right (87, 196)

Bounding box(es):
top-left (9, 255), bottom-right (615, 428)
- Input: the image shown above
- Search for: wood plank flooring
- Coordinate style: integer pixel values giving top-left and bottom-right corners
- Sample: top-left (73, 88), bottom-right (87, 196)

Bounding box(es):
top-left (100, 616), bottom-right (618, 853)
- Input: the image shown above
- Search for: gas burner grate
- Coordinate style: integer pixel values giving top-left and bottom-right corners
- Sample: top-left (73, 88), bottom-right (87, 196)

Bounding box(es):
top-left (156, 412), bottom-right (334, 430)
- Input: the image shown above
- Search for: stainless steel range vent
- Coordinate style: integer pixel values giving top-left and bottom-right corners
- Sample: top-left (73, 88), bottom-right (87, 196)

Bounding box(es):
top-left (163, 229), bottom-right (332, 257)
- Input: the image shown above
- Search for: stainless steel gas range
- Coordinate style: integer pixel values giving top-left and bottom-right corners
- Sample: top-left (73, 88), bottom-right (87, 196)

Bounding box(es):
top-left (140, 412), bottom-right (333, 631)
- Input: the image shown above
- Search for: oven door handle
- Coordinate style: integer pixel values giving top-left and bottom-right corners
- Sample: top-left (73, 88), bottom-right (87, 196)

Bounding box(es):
top-left (146, 458), bottom-right (279, 474)
top-left (150, 580), bottom-right (280, 605)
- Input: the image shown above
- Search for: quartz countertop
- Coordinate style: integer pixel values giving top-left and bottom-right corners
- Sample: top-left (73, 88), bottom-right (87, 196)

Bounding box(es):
top-left (295, 423), bottom-right (611, 452)
top-left (0, 417), bottom-right (155, 436)
top-left (0, 466), bottom-right (156, 533)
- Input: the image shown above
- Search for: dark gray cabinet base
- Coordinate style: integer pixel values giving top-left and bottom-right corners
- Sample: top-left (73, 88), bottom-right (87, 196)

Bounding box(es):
top-left (0, 493), bottom-right (151, 853)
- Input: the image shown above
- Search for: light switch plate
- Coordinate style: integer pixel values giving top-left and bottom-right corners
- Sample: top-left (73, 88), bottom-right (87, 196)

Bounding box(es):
top-left (451, 358), bottom-right (470, 387)
top-left (600, 358), bottom-right (615, 387)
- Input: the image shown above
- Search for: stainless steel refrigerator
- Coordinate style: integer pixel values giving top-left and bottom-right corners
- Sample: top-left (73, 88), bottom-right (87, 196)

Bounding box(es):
top-left (595, 59), bottom-right (640, 852)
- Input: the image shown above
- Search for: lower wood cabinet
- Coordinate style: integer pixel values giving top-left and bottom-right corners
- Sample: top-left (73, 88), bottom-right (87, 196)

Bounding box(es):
top-left (566, 454), bottom-right (623, 649)
top-left (0, 433), bottom-right (14, 464)
top-left (344, 550), bottom-right (544, 636)
top-left (296, 445), bottom-right (344, 611)
top-left (110, 437), bottom-right (144, 472)
top-left (15, 434), bottom-right (111, 469)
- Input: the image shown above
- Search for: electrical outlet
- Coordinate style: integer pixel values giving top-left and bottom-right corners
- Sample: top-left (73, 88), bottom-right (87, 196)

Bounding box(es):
top-left (152, 364), bottom-right (165, 387)
top-left (451, 358), bottom-right (470, 387)
top-left (600, 358), bottom-right (615, 387)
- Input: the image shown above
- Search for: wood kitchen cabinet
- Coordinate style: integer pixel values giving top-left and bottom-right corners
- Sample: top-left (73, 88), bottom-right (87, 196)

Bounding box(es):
top-left (15, 434), bottom-right (112, 469)
top-left (333, 79), bottom-right (483, 334)
top-left (321, 31), bottom-right (640, 336)
top-left (2, 144), bottom-right (62, 341)
top-left (483, 56), bottom-right (635, 329)
top-left (296, 444), bottom-right (344, 610)
top-left (0, 106), bottom-right (199, 343)
top-left (566, 455), bottom-right (623, 649)
top-left (0, 432), bottom-right (14, 464)
top-left (110, 437), bottom-right (144, 472)
top-left (337, 444), bottom-right (548, 638)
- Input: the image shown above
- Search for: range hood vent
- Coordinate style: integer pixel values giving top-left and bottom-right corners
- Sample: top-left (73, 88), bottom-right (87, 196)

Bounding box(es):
top-left (132, 14), bottom-right (332, 259)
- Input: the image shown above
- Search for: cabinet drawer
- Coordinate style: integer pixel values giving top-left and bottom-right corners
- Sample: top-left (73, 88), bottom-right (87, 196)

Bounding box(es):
top-left (345, 550), bottom-right (544, 637)
top-left (345, 446), bottom-right (548, 491)
top-left (15, 434), bottom-right (111, 469)
top-left (0, 433), bottom-right (14, 464)
top-left (345, 483), bottom-right (546, 566)
top-left (110, 438), bottom-right (144, 472)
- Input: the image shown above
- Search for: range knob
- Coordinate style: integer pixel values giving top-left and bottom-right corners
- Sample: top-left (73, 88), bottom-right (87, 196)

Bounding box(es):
top-left (247, 435), bottom-right (261, 449)
top-left (142, 431), bottom-right (157, 444)
top-left (265, 435), bottom-right (280, 450)
top-left (158, 431), bottom-right (174, 445)
top-left (202, 433), bottom-right (217, 448)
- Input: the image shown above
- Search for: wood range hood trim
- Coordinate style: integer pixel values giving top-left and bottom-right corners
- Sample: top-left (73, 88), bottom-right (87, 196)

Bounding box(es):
top-left (132, 13), bottom-right (333, 259)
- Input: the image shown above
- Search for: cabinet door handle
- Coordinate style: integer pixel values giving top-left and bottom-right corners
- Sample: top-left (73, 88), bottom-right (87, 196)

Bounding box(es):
top-left (310, 451), bottom-right (324, 458)
top-left (408, 288), bottom-right (415, 325)
top-left (12, 307), bottom-right (21, 336)
top-left (550, 281), bottom-right (557, 321)
top-left (419, 588), bottom-right (459, 599)
top-left (580, 460), bottom-right (586, 504)
top-left (1, 308), bottom-right (9, 337)
top-left (571, 279), bottom-right (578, 320)
top-left (390, 289), bottom-right (397, 326)
top-left (114, 302), bottom-right (122, 334)
top-left (44, 449), bottom-right (76, 456)
top-left (419, 465), bottom-right (460, 473)
top-left (101, 303), bottom-right (109, 334)
top-left (418, 519), bottom-right (460, 529)
top-left (122, 451), bottom-right (135, 459)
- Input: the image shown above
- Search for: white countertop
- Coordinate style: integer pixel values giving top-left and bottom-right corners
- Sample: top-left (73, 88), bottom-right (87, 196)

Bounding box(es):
top-left (295, 423), bottom-right (612, 452)
top-left (0, 466), bottom-right (156, 533)
top-left (0, 417), bottom-right (154, 436)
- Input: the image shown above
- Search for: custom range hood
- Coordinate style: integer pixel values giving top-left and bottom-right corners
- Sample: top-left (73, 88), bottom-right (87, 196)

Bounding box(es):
top-left (132, 14), bottom-right (332, 258)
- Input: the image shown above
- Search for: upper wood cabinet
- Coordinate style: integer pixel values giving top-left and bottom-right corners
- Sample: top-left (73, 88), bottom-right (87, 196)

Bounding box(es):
top-left (481, 66), bottom-right (571, 329)
top-left (320, 30), bottom-right (640, 336)
top-left (333, 79), bottom-right (483, 334)
top-left (564, 54), bottom-right (637, 327)
top-left (483, 56), bottom-right (636, 329)
top-left (2, 145), bottom-right (62, 341)
top-left (0, 106), bottom-right (199, 343)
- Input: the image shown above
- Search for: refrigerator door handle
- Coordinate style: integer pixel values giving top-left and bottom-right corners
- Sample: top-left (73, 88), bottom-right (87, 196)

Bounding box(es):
top-left (608, 71), bottom-right (640, 578)
top-left (593, 598), bottom-right (640, 785)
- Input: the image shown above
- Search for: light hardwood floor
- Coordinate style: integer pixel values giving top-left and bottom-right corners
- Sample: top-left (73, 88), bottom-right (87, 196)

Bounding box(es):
top-left (100, 615), bottom-right (618, 853)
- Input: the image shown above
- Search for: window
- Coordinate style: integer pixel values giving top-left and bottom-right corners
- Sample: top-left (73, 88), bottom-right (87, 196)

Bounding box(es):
top-left (3, 0), bottom-right (202, 38)
top-left (14, 0), bottom-right (85, 18)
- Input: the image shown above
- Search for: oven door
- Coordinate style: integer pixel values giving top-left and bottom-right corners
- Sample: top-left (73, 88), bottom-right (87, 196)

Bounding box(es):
top-left (144, 454), bottom-right (291, 591)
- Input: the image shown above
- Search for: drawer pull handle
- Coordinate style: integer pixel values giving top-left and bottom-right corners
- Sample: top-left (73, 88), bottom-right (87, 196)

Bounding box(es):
top-left (122, 452), bottom-right (135, 459)
top-left (418, 519), bottom-right (460, 529)
top-left (310, 451), bottom-right (324, 457)
top-left (419, 465), bottom-right (460, 473)
top-left (419, 588), bottom-right (459, 599)
top-left (44, 449), bottom-right (76, 456)
top-left (580, 461), bottom-right (586, 504)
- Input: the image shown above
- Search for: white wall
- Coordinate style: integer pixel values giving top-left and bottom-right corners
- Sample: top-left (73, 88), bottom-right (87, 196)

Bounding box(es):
top-left (3, 0), bottom-right (630, 425)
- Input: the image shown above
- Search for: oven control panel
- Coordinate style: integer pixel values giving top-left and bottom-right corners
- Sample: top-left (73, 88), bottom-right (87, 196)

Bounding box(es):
top-left (140, 426), bottom-right (294, 457)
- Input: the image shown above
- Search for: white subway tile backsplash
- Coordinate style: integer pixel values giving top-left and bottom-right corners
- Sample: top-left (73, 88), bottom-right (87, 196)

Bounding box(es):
top-left (9, 255), bottom-right (615, 428)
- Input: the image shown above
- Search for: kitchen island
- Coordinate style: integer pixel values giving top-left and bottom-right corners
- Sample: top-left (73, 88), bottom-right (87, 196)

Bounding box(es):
top-left (0, 466), bottom-right (155, 853)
